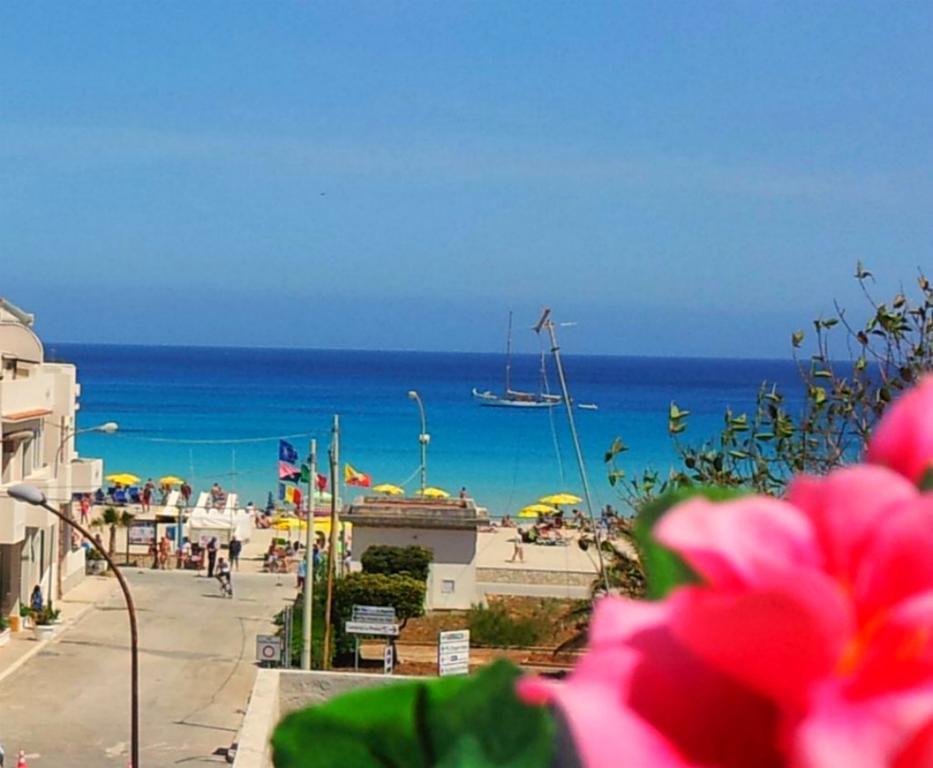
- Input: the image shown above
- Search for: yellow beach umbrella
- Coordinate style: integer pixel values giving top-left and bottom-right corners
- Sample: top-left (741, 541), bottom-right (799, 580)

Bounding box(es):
top-left (416, 487), bottom-right (450, 499)
top-left (519, 503), bottom-right (558, 518)
top-left (107, 473), bottom-right (140, 485)
top-left (373, 483), bottom-right (405, 496)
top-left (159, 475), bottom-right (185, 486)
top-left (539, 493), bottom-right (582, 506)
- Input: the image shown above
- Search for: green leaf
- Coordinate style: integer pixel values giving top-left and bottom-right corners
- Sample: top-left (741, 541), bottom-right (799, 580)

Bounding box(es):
top-left (272, 660), bottom-right (555, 768)
top-left (635, 486), bottom-right (746, 600)
top-left (604, 437), bottom-right (628, 463)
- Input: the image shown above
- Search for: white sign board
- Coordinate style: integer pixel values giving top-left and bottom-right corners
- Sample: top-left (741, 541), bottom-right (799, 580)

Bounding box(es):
top-left (346, 621), bottom-right (400, 637)
top-left (438, 630), bottom-right (470, 676)
top-left (256, 634), bottom-right (282, 664)
top-left (384, 644), bottom-right (394, 675)
top-left (128, 521), bottom-right (156, 546)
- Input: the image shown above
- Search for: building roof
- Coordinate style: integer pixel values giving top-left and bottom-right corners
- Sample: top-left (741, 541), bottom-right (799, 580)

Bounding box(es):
top-left (343, 496), bottom-right (489, 530)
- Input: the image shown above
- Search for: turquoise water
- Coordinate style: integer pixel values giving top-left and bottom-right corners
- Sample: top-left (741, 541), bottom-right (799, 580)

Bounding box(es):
top-left (53, 344), bottom-right (805, 516)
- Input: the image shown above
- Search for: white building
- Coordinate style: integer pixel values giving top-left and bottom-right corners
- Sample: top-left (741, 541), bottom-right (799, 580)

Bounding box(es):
top-left (0, 298), bottom-right (104, 616)
top-left (343, 496), bottom-right (489, 610)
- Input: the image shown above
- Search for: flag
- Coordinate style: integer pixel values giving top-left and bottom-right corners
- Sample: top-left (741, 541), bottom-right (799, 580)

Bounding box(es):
top-left (279, 440), bottom-right (299, 464)
top-left (284, 486), bottom-right (303, 505)
top-left (298, 464), bottom-right (328, 491)
top-left (344, 463), bottom-right (372, 487)
top-left (279, 461), bottom-right (300, 482)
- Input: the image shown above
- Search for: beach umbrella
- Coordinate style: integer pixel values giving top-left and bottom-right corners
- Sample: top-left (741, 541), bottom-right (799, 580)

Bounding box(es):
top-left (159, 475), bottom-right (185, 486)
top-left (373, 483), bottom-right (405, 496)
top-left (539, 493), bottom-right (582, 506)
top-left (107, 473), bottom-right (140, 485)
top-left (416, 487), bottom-right (450, 499)
top-left (518, 503), bottom-right (558, 518)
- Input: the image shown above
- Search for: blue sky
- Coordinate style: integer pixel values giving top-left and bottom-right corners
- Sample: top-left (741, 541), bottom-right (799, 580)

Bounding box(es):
top-left (2, 2), bottom-right (930, 357)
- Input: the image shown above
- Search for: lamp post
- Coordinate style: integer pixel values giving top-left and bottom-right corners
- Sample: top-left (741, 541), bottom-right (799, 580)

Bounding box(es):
top-left (407, 391), bottom-right (429, 495)
top-left (54, 421), bottom-right (119, 475)
top-left (7, 483), bottom-right (140, 768)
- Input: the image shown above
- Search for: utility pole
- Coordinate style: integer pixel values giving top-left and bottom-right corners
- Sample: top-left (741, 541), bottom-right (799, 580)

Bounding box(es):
top-left (301, 438), bottom-right (316, 670)
top-left (322, 415), bottom-right (340, 669)
top-left (534, 307), bottom-right (611, 594)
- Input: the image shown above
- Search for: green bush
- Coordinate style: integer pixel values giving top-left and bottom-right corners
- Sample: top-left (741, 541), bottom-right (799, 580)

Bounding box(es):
top-left (467, 604), bottom-right (545, 648)
top-left (360, 545), bottom-right (432, 582)
top-left (335, 573), bottom-right (426, 623)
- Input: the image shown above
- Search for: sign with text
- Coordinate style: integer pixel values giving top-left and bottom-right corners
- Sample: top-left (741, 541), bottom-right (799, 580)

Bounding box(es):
top-left (128, 521), bottom-right (156, 546)
top-left (438, 629), bottom-right (470, 676)
top-left (352, 605), bottom-right (397, 623)
top-left (345, 621), bottom-right (400, 637)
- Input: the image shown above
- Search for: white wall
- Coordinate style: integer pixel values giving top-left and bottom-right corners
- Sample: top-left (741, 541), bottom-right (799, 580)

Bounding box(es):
top-left (351, 526), bottom-right (479, 610)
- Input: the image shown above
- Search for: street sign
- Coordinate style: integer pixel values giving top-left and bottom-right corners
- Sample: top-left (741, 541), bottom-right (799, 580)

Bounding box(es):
top-left (352, 605), bottom-right (397, 622)
top-left (346, 621), bottom-right (400, 636)
top-left (384, 644), bottom-right (394, 675)
top-left (438, 630), bottom-right (470, 676)
top-left (256, 634), bottom-right (282, 664)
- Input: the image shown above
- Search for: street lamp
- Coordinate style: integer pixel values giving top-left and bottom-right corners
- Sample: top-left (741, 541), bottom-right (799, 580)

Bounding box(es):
top-left (54, 421), bottom-right (119, 474)
top-left (7, 483), bottom-right (140, 768)
top-left (407, 391), bottom-right (429, 495)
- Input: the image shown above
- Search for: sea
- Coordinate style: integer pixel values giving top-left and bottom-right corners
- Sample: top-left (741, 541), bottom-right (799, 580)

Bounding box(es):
top-left (51, 344), bottom-right (807, 517)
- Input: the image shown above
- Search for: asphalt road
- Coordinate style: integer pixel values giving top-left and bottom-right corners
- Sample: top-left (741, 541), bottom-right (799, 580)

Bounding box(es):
top-left (0, 569), bottom-right (293, 766)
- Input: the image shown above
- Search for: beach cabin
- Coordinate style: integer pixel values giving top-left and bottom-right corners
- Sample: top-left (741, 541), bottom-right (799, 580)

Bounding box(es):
top-left (342, 496), bottom-right (489, 610)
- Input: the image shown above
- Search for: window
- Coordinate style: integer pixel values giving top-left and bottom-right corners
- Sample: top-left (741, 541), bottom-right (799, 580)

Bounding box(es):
top-left (441, 579), bottom-right (455, 594)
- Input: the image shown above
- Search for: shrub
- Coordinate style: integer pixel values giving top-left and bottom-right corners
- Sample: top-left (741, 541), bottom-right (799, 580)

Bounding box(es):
top-left (334, 572), bottom-right (426, 624)
top-left (360, 545), bottom-right (433, 582)
top-left (467, 604), bottom-right (546, 648)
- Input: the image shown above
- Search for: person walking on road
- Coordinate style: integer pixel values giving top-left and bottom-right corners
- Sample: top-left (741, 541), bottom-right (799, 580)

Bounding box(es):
top-left (228, 536), bottom-right (242, 571)
top-left (207, 537), bottom-right (218, 578)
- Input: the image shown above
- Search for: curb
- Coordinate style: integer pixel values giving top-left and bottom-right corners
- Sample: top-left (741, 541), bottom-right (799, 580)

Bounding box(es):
top-left (0, 601), bottom-right (97, 686)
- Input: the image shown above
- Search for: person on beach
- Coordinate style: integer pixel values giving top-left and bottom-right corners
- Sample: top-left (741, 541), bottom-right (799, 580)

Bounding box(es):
top-left (79, 494), bottom-right (91, 525)
top-left (180, 481), bottom-right (192, 507)
top-left (216, 557), bottom-right (232, 597)
top-left (211, 483), bottom-right (225, 508)
top-left (158, 534), bottom-right (172, 569)
top-left (296, 556), bottom-right (307, 592)
top-left (229, 535), bottom-right (242, 571)
top-left (142, 478), bottom-right (155, 513)
top-left (178, 536), bottom-right (192, 569)
top-left (459, 486), bottom-right (467, 499)
top-left (509, 531), bottom-right (524, 563)
top-left (207, 537), bottom-right (219, 577)
top-left (30, 585), bottom-right (44, 613)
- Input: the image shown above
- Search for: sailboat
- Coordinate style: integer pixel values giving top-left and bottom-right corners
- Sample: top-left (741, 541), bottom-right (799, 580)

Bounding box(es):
top-left (472, 312), bottom-right (562, 408)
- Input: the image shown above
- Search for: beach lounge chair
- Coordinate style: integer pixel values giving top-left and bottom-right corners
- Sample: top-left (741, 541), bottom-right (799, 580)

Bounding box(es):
top-left (128, 487), bottom-right (141, 504)
top-left (113, 488), bottom-right (128, 505)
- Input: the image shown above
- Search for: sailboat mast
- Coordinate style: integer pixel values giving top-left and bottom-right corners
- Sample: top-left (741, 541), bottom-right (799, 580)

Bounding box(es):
top-left (505, 310), bottom-right (513, 394)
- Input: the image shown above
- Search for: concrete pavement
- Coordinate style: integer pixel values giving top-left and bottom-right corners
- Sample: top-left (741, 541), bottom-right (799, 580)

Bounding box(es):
top-left (0, 568), bottom-right (294, 766)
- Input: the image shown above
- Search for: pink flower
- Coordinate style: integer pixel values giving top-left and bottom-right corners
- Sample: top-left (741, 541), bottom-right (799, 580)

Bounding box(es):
top-left (519, 463), bottom-right (933, 766)
top-left (867, 376), bottom-right (933, 486)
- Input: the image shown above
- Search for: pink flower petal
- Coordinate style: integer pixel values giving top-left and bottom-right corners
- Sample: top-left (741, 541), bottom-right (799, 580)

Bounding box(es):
top-left (788, 465), bottom-right (917, 584)
top-left (793, 682), bottom-right (933, 768)
top-left (848, 591), bottom-right (933, 698)
top-left (867, 376), bottom-right (933, 485)
top-left (655, 496), bottom-right (821, 590)
top-left (854, 497), bottom-right (933, 622)
top-left (668, 576), bottom-right (852, 706)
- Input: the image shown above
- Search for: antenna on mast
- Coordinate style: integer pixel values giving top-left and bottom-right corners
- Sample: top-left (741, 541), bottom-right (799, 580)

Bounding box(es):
top-left (534, 307), bottom-right (610, 594)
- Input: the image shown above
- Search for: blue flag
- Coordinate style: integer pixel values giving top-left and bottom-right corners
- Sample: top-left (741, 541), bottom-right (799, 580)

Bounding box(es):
top-left (279, 440), bottom-right (299, 464)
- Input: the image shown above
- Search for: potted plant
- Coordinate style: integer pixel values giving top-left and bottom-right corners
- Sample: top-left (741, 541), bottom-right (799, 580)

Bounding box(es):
top-left (32, 604), bottom-right (60, 641)
top-left (85, 547), bottom-right (109, 575)
top-left (0, 615), bottom-right (9, 647)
